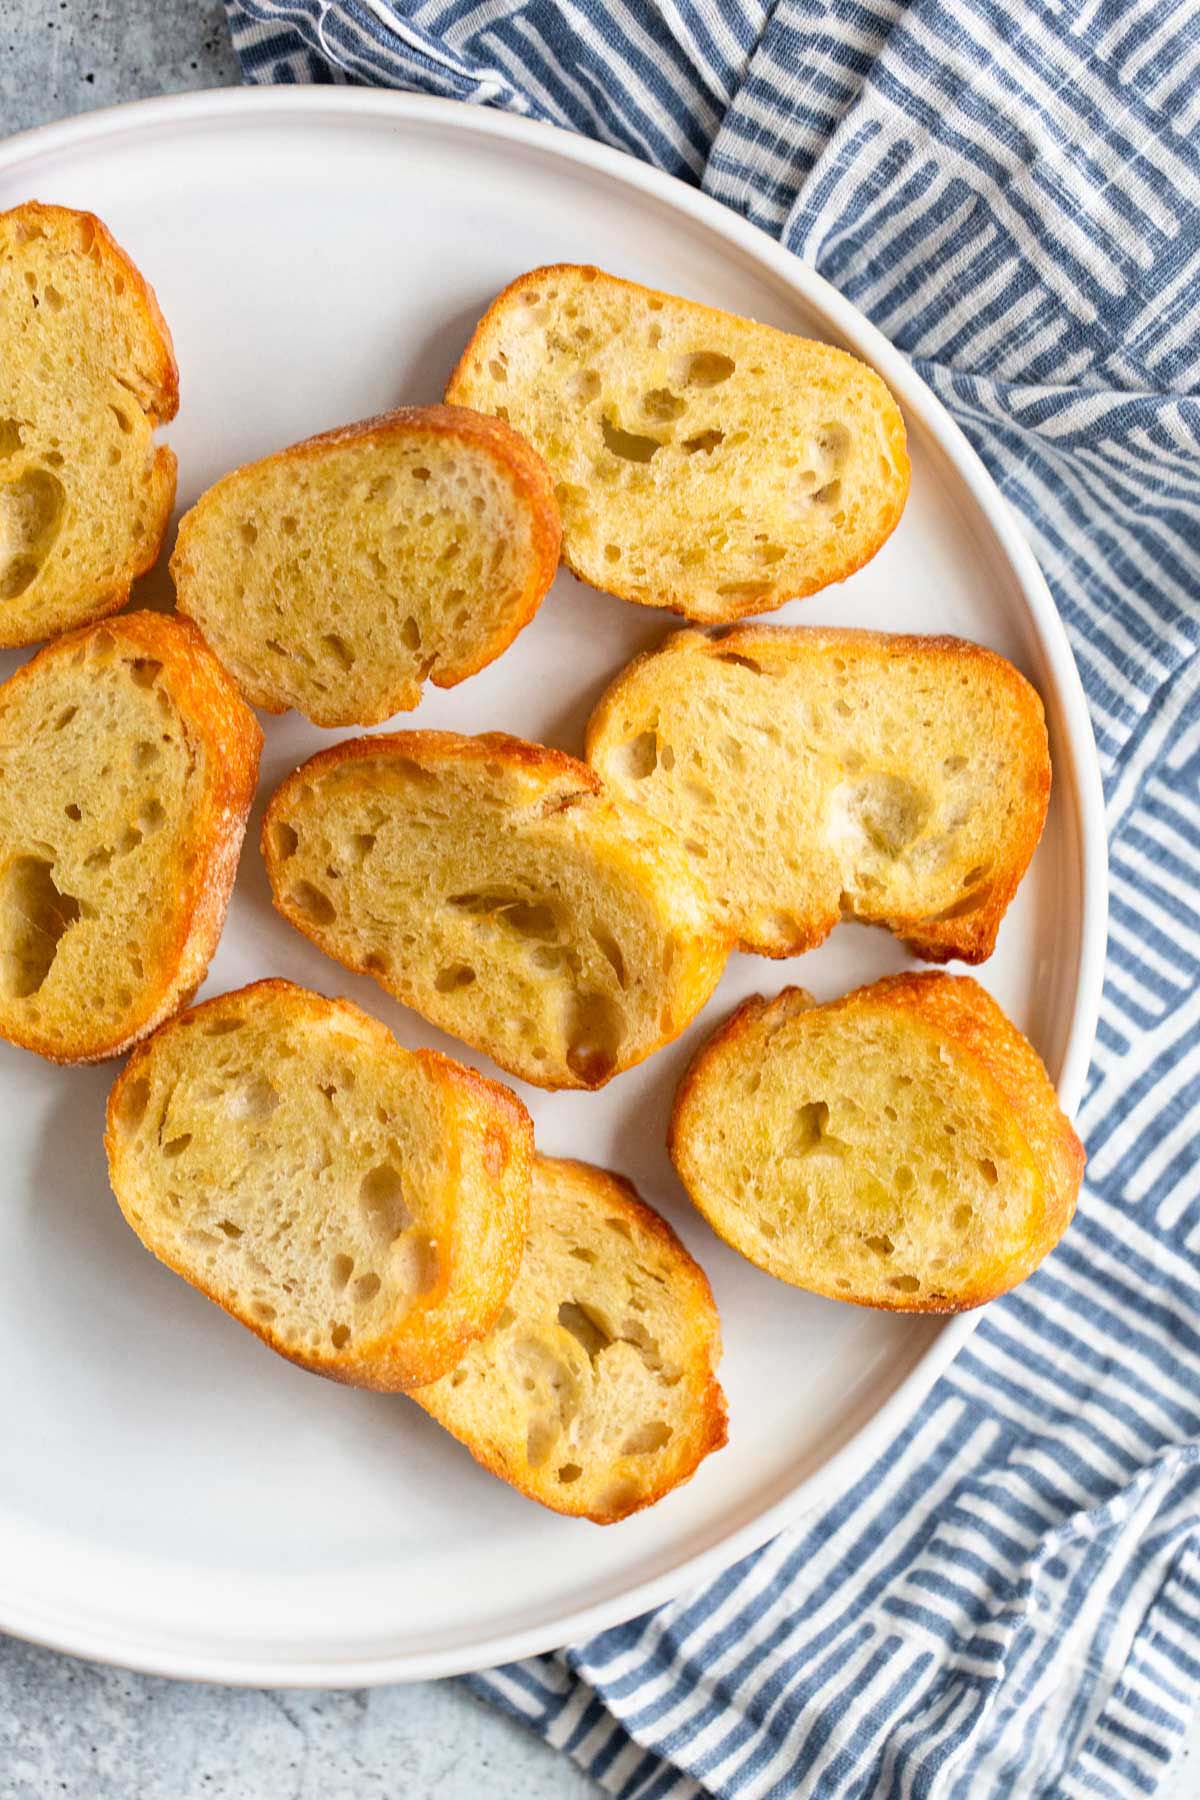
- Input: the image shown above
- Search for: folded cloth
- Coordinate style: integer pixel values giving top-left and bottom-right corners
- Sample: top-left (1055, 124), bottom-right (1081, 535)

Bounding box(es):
top-left (227, 4), bottom-right (1200, 1794)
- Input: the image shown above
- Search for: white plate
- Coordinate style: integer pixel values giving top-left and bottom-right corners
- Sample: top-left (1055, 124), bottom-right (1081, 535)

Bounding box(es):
top-left (0, 89), bottom-right (1106, 1686)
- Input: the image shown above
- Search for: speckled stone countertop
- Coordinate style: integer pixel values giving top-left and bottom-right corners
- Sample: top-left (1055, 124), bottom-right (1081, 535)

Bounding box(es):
top-left (1, 8), bottom-right (1197, 1799)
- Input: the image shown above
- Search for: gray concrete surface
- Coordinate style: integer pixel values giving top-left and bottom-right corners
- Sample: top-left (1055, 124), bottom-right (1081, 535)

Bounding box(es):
top-left (1, 7), bottom-right (1197, 1799)
top-left (1, 0), bottom-right (239, 135)
top-left (1, 1636), bottom-right (600, 1799)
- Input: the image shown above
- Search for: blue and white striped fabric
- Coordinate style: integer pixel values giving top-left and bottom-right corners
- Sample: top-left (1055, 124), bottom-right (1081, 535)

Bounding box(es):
top-left (226, 4), bottom-right (1200, 1794)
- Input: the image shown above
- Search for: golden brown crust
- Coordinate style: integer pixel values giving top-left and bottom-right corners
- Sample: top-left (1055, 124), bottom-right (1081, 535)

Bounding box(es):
top-left (670, 974), bottom-right (1083, 1313)
top-left (263, 726), bottom-right (604, 806)
top-left (1, 203), bottom-right (181, 425)
top-left (106, 979), bottom-right (535, 1392)
top-left (262, 730), bottom-right (727, 1090)
top-left (0, 203), bottom-right (179, 649)
top-left (0, 440), bottom-right (179, 653)
top-left (171, 404), bottom-right (561, 726)
top-left (392, 1044), bottom-right (535, 1389)
top-left (586, 622), bottom-right (1050, 963)
top-left (866, 973), bottom-right (1085, 1264)
top-left (415, 1155), bottom-right (728, 1522)
top-left (279, 407), bottom-right (561, 641)
top-left (446, 263), bottom-right (910, 622)
top-left (865, 638), bottom-right (1050, 965)
top-left (667, 988), bottom-right (799, 1172)
top-left (0, 612), bottom-right (261, 1063)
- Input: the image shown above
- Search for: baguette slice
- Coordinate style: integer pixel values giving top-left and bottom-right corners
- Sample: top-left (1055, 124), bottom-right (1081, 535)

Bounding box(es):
top-left (416, 1156), bottom-right (727, 1522)
top-left (587, 625), bottom-right (1050, 962)
top-left (262, 731), bottom-right (730, 1090)
top-left (171, 406), bottom-right (561, 728)
top-left (0, 202), bottom-right (178, 647)
top-left (0, 612), bottom-right (260, 1062)
top-left (670, 974), bottom-right (1083, 1312)
top-left (106, 980), bottom-right (534, 1391)
top-left (446, 264), bottom-right (909, 623)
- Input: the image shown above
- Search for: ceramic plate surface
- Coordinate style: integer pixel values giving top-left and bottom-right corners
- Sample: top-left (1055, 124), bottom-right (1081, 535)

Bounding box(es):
top-left (0, 90), bottom-right (1106, 1685)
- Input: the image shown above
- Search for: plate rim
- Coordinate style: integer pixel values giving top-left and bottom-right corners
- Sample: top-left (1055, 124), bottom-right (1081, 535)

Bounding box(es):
top-left (0, 84), bottom-right (1109, 1687)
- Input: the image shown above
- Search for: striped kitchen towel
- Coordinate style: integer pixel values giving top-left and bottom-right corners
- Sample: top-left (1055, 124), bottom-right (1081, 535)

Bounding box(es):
top-left (226, 3), bottom-right (1200, 1795)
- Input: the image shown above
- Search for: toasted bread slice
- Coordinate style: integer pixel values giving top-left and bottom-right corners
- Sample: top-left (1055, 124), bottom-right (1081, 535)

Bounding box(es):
top-left (172, 405), bottom-right (561, 728)
top-left (106, 980), bottom-right (534, 1391)
top-left (587, 625), bottom-right (1050, 962)
top-left (262, 731), bottom-right (729, 1090)
top-left (445, 264), bottom-right (909, 624)
top-left (0, 202), bottom-right (178, 647)
top-left (0, 613), bottom-right (260, 1063)
top-left (416, 1156), bottom-right (727, 1522)
top-left (670, 975), bottom-right (1083, 1312)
